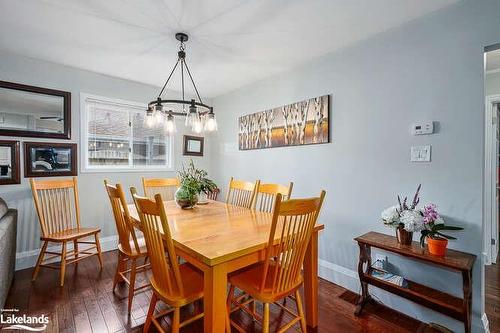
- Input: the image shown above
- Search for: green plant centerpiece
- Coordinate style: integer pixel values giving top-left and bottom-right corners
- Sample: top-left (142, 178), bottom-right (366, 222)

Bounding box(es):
top-left (175, 160), bottom-right (217, 209)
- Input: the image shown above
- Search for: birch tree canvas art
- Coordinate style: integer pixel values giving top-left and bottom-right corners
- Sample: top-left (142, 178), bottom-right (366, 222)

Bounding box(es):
top-left (238, 95), bottom-right (329, 150)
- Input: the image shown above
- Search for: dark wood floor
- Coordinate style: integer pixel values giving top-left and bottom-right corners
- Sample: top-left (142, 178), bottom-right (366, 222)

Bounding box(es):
top-left (486, 263), bottom-right (500, 333)
top-left (4, 250), bottom-right (442, 332)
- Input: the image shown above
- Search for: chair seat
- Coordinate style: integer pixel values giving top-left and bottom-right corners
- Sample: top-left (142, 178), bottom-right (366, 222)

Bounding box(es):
top-left (41, 227), bottom-right (101, 241)
top-left (229, 261), bottom-right (303, 303)
top-left (118, 237), bottom-right (148, 257)
top-left (151, 262), bottom-right (204, 307)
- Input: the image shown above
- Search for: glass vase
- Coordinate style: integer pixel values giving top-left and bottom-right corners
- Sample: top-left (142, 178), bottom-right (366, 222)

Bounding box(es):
top-left (174, 187), bottom-right (198, 209)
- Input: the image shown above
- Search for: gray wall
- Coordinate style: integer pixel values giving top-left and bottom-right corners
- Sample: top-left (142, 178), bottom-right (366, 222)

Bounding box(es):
top-left (0, 51), bottom-right (214, 268)
top-left (486, 71), bottom-right (500, 96)
top-left (211, 1), bottom-right (500, 331)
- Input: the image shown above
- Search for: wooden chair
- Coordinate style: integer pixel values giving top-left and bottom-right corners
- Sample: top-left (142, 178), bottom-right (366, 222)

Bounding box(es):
top-left (227, 191), bottom-right (326, 333)
top-left (206, 188), bottom-right (220, 201)
top-left (104, 180), bottom-right (150, 314)
top-left (142, 177), bottom-right (179, 200)
top-left (225, 177), bottom-right (260, 208)
top-left (253, 182), bottom-right (294, 213)
top-left (131, 188), bottom-right (204, 333)
top-left (30, 177), bottom-right (103, 287)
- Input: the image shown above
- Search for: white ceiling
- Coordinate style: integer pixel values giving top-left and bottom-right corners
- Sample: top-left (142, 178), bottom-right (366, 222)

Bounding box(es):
top-left (0, 0), bottom-right (459, 98)
top-left (486, 49), bottom-right (500, 73)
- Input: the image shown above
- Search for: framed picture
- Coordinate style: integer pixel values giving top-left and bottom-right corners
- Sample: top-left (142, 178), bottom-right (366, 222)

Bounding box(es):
top-left (238, 95), bottom-right (330, 150)
top-left (24, 142), bottom-right (77, 178)
top-left (0, 140), bottom-right (20, 185)
top-left (0, 80), bottom-right (71, 139)
top-left (183, 135), bottom-right (204, 156)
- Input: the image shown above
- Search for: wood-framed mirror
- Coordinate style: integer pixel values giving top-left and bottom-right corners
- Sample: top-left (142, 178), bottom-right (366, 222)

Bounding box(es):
top-left (0, 140), bottom-right (20, 185)
top-left (0, 80), bottom-right (71, 139)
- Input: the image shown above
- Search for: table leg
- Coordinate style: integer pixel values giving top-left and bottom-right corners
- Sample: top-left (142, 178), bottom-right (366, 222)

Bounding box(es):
top-left (462, 270), bottom-right (472, 333)
top-left (355, 243), bottom-right (372, 316)
top-left (204, 263), bottom-right (228, 333)
top-left (303, 230), bottom-right (319, 328)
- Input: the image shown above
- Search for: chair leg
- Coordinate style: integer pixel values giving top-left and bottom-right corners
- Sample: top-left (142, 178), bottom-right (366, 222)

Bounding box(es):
top-left (73, 240), bottom-right (79, 266)
top-left (172, 307), bottom-right (180, 333)
top-left (143, 293), bottom-right (157, 333)
top-left (113, 252), bottom-right (125, 292)
top-left (60, 241), bottom-right (67, 287)
top-left (295, 290), bottom-right (307, 333)
top-left (94, 233), bottom-right (104, 269)
top-left (32, 241), bottom-right (48, 281)
top-left (262, 302), bottom-right (270, 333)
top-left (226, 285), bottom-right (235, 332)
top-left (127, 258), bottom-right (137, 315)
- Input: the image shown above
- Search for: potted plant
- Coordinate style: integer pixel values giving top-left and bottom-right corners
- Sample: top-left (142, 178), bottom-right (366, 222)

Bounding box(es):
top-left (175, 160), bottom-right (217, 209)
top-left (381, 185), bottom-right (424, 245)
top-left (419, 204), bottom-right (463, 256)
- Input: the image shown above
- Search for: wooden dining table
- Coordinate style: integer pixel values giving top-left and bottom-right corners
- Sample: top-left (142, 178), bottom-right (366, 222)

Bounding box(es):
top-left (128, 199), bottom-right (324, 333)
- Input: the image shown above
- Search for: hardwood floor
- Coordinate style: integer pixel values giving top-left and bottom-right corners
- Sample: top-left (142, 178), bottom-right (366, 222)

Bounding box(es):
top-left (4, 250), bottom-right (440, 332)
top-left (486, 263), bottom-right (500, 332)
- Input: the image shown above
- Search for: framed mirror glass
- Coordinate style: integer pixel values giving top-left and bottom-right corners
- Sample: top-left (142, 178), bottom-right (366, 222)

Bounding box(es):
top-left (183, 135), bottom-right (204, 156)
top-left (0, 80), bottom-right (71, 139)
top-left (0, 140), bottom-right (20, 185)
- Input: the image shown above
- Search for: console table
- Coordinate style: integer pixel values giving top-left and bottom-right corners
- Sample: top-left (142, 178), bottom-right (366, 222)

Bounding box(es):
top-left (354, 231), bottom-right (476, 333)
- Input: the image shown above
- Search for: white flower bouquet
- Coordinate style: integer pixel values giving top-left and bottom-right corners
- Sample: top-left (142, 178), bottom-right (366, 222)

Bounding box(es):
top-left (381, 184), bottom-right (424, 232)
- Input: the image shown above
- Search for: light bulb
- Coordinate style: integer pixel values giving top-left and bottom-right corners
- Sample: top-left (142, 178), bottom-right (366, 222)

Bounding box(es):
top-left (154, 111), bottom-right (164, 125)
top-left (192, 116), bottom-right (203, 133)
top-left (165, 113), bottom-right (176, 133)
top-left (205, 113), bottom-right (217, 132)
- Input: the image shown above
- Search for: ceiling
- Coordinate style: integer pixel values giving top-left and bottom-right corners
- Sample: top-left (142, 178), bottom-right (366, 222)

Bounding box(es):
top-left (0, 0), bottom-right (459, 98)
top-left (486, 49), bottom-right (500, 73)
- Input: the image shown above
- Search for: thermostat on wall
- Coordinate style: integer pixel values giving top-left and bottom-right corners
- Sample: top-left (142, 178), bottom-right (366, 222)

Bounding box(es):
top-left (411, 121), bottom-right (434, 135)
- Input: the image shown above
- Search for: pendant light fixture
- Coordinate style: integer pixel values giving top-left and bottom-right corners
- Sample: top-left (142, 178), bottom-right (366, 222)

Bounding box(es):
top-left (146, 32), bottom-right (217, 134)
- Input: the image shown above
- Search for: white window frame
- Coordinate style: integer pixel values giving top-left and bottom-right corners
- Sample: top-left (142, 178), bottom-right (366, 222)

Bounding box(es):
top-left (80, 93), bottom-right (174, 173)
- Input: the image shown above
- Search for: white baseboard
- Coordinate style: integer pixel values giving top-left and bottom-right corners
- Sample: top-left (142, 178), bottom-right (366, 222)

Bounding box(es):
top-left (15, 235), bottom-right (119, 271)
top-left (318, 258), bottom-right (360, 293)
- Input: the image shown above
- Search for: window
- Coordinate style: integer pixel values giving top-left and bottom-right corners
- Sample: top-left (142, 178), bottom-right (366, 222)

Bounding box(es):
top-left (81, 94), bottom-right (173, 172)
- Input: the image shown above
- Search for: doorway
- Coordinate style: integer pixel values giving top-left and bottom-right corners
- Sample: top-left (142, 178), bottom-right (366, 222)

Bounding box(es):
top-left (484, 44), bottom-right (500, 333)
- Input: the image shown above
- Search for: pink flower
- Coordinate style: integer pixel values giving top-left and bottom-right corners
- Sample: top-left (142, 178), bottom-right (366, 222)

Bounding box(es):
top-left (422, 204), bottom-right (439, 224)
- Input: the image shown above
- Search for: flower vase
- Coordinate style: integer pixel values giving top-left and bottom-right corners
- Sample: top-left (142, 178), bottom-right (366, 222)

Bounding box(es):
top-left (395, 226), bottom-right (413, 245)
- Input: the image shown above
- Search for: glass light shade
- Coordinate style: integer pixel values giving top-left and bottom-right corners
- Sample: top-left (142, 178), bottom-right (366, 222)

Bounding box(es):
top-left (205, 113), bottom-right (217, 132)
top-left (154, 111), bottom-right (164, 125)
top-left (185, 109), bottom-right (198, 127)
top-left (145, 108), bottom-right (155, 128)
top-left (165, 114), bottom-right (176, 133)
top-left (192, 116), bottom-right (203, 133)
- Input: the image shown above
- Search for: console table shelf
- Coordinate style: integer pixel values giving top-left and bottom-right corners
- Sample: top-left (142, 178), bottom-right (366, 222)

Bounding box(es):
top-left (354, 231), bottom-right (476, 333)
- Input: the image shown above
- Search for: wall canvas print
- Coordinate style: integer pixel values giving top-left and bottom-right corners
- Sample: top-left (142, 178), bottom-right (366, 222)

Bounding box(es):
top-left (24, 142), bottom-right (77, 177)
top-left (238, 95), bottom-right (329, 150)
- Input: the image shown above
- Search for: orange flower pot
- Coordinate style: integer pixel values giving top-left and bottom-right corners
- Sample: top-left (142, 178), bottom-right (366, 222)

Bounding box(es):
top-left (427, 237), bottom-right (448, 256)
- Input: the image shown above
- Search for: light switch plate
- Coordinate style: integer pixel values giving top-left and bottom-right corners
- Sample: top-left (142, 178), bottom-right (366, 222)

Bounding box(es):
top-left (411, 145), bottom-right (431, 162)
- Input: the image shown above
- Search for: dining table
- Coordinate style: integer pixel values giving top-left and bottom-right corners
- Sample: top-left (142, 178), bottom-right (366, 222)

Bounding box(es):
top-left (128, 199), bottom-right (324, 333)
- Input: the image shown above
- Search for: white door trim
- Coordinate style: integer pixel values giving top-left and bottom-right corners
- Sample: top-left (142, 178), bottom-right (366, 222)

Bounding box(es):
top-left (484, 94), bottom-right (500, 265)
